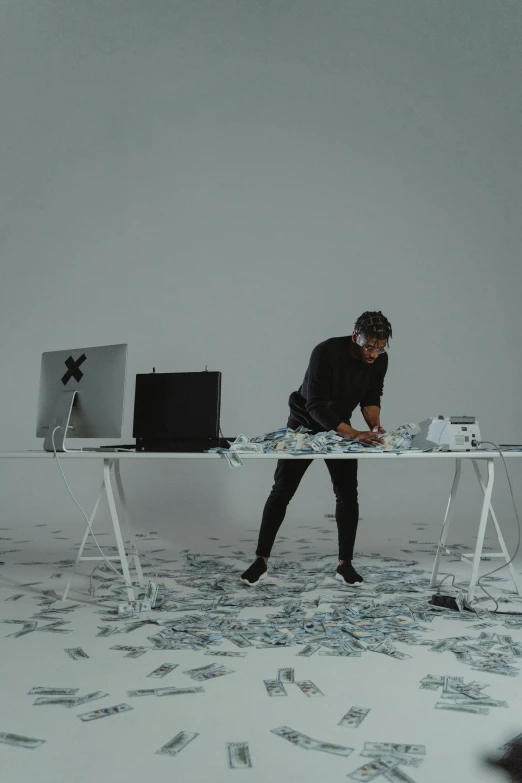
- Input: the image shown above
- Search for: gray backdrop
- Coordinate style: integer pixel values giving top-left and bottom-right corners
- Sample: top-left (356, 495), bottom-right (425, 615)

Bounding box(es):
top-left (1, 1), bottom-right (521, 557)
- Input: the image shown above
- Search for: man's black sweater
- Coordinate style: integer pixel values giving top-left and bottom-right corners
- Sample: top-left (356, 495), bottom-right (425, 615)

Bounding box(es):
top-left (288, 336), bottom-right (388, 434)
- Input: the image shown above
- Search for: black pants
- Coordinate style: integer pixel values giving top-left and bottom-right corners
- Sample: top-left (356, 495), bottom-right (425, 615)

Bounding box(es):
top-left (255, 421), bottom-right (359, 561)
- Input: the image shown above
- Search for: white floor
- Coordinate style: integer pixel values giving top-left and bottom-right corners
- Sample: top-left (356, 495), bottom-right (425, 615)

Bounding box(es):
top-left (0, 515), bottom-right (521, 783)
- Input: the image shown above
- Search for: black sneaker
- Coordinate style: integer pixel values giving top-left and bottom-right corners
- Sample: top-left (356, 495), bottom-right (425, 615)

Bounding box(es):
top-left (240, 557), bottom-right (268, 586)
top-left (335, 562), bottom-right (363, 586)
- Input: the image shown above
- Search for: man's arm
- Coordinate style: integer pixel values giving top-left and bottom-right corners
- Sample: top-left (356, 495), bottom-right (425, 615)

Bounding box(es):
top-left (361, 405), bottom-right (381, 430)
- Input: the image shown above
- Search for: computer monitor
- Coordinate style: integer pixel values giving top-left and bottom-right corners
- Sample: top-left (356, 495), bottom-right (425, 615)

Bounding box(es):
top-left (36, 343), bottom-right (128, 452)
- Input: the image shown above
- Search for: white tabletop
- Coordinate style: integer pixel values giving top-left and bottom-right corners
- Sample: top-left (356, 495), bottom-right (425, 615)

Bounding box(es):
top-left (0, 450), bottom-right (520, 460)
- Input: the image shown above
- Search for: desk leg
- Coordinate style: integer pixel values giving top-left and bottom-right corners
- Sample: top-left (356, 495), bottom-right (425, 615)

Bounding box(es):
top-left (467, 459), bottom-right (495, 603)
top-left (430, 459), bottom-right (461, 588)
top-left (114, 460), bottom-right (144, 586)
top-left (61, 479), bottom-right (105, 602)
top-left (471, 459), bottom-right (521, 597)
top-left (104, 459), bottom-right (135, 601)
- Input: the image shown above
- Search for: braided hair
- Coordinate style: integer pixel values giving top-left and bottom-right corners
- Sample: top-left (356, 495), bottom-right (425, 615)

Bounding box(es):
top-left (354, 311), bottom-right (392, 345)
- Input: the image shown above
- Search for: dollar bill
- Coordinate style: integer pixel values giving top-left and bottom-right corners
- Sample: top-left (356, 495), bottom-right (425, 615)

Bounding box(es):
top-left (338, 707), bottom-right (370, 728)
top-left (270, 725), bottom-right (321, 751)
top-left (453, 650), bottom-right (472, 663)
top-left (124, 648), bottom-right (149, 659)
top-left (96, 626), bottom-right (121, 637)
top-left (0, 732), bottom-right (46, 750)
top-left (472, 663), bottom-right (519, 676)
top-left (264, 680), bottom-right (287, 697)
top-left (297, 644), bottom-right (319, 657)
top-left (442, 676), bottom-right (465, 696)
top-left (64, 648), bottom-right (89, 660)
top-left (28, 687), bottom-right (79, 695)
top-left (156, 731), bottom-right (199, 757)
top-left (204, 651), bottom-right (247, 657)
top-left (348, 755), bottom-right (401, 781)
top-left (224, 634), bottom-right (253, 648)
top-left (78, 703), bottom-right (133, 721)
top-left (383, 768), bottom-right (417, 783)
top-left (147, 663), bottom-right (179, 678)
top-left (434, 702), bottom-right (489, 714)
top-left (183, 664), bottom-right (234, 682)
top-left (311, 740), bottom-right (354, 757)
top-left (33, 690), bottom-right (107, 708)
top-left (127, 689), bottom-right (158, 697)
top-left (270, 725), bottom-right (352, 756)
top-left (430, 640), bottom-right (454, 653)
top-left (155, 687), bottom-right (205, 696)
top-left (277, 668), bottom-right (294, 683)
top-left (362, 743), bottom-right (426, 757)
top-left (420, 675), bottom-right (444, 686)
top-left (497, 635), bottom-right (513, 645)
top-left (227, 742), bottom-right (252, 768)
top-left (295, 680), bottom-right (324, 697)
top-left (7, 622), bottom-right (37, 638)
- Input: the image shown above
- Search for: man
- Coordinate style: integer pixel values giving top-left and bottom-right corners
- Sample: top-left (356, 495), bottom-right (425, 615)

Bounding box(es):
top-left (240, 310), bottom-right (392, 587)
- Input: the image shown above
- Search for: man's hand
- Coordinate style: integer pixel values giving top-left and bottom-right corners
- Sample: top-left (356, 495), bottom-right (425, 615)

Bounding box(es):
top-left (372, 425), bottom-right (386, 435)
top-left (353, 430), bottom-right (384, 444)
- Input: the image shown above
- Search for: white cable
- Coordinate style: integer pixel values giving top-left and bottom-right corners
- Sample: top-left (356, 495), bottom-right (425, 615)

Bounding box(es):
top-left (51, 426), bottom-right (145, 593)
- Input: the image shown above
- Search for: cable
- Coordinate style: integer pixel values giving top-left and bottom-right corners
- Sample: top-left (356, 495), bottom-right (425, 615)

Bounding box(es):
top-left (434, 440), bottom-right (521, 615)
top-left (51, 426), bottom-right (155, 595)
top-left (434, 573), bottom-right (457, 593)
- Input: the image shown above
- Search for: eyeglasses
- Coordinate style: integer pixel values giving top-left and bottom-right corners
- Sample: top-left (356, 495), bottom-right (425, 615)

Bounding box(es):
top-left (361, 343), bottom-right (387, 355)
top-left (355, 334), bottom-right (387, 354)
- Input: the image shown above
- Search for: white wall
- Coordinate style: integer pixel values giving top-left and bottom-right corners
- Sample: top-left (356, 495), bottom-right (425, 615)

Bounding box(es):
top-left (1, 0), bottom-right (521, 552)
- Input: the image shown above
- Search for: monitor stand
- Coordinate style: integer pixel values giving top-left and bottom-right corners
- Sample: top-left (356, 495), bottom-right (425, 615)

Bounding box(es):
top-left (43, 390), bottom-right (82, 452)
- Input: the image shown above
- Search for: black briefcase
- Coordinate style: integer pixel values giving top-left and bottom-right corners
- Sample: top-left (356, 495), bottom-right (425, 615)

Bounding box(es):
top-left (132, 370), bottom-right (232, 452)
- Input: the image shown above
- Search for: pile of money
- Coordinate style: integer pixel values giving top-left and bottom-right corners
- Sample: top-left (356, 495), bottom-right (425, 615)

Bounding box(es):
top-left (2, 519), bottom-right (520, 772)
top-left (206, 424), bottom-right (423, 467)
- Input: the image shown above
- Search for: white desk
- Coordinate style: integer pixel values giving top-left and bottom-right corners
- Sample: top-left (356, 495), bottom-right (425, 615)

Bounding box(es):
top-left (0, 450), bottom-right (521, 604)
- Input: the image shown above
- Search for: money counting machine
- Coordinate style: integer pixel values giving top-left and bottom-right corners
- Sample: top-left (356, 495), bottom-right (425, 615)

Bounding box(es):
top-left (412, 416), bottom-right (481, 452)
